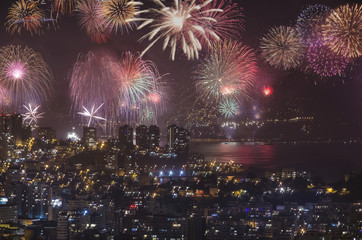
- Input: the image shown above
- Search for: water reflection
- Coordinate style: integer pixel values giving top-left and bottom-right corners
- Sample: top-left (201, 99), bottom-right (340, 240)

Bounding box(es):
top-left (190, 142), bottom-right (362, 179)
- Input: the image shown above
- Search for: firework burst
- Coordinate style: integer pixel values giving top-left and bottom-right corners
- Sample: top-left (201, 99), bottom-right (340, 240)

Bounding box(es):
top-left (306, 39), bottom-right (350, 77)
top-left (110, 52), bottom-right (161, 111)
top-left (6, 0), bottom-right (45, 35)
top-left (70, 51), bottom-right (119, 121)
top-left (296, 4), bottom-right (331, 43)
top-left (219, 98), bottom-right (238, 119)
top-left (260, 26), bottom-right (305, 70)
top-left (322, 4), bottom-right (362, 58)
top-left (22, 103), bottom-right (44, 125)
top-left (70, 51), bottom-right (165, 126)
top-left (101, 0), bottom-right (142, 34)
top-left (139, 107), bottom-right (154, 124)
top-left (78, 104), bottom-right (107, 127)
top-left (75, 0), bottom-right (111, 43)
top-left (138, 0), bottom-right (221, 60)
top-left (194, 41), bottom-right (257, 104)
top-left (0, 45), bottom-right (53, 111)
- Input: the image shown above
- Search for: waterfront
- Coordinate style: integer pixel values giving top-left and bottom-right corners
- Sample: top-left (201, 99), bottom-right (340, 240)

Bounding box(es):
top-left (190, 142), bottom-right (362, 180)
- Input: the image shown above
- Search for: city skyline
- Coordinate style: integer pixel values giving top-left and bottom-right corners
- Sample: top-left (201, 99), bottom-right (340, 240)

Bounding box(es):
top-left (0, 1), bottom-right (361, 239)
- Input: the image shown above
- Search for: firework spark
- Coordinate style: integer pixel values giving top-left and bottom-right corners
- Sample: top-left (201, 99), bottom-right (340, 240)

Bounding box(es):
top-left (306, 39), bottom-right (350, 77)
top-left (260, 26), bottom-right (305, 70)
top-left (6, 0), bottom-right (45, 35)
top-left (78, 104), bottom-right (107, 127)
top-left (322, 4), bottom-right (362, 58)
top-left (75, 0), bottom-right (111, 43)
top-left (138, 0), bottom-right (221, 60)
top-left (22, 103), bottom-right (44, 125)
top-left (194, 41), bottom-right (257, 104)
top-left (296, 4), bottom-right (331, 43)
top-left (0, 45), bottom-right (53, 111)
top-left (101, 0), bottom-right (142, 34)
top-left (219, 98), bottom-right (238, 119)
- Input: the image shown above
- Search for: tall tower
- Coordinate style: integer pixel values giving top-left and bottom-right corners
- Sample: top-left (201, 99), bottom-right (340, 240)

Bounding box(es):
top-left (136, 125), bottom-right (148, 149)
top-left (118, 125), bottom-right (133, 148)
top-left (148, 125), bottom-right (160, 151)
top-left (167, 125), bottom-right (190, 154)
top-left (83, 127), bottom-right (97, 147)
top-left (11, 114), bottom-right (22, 144)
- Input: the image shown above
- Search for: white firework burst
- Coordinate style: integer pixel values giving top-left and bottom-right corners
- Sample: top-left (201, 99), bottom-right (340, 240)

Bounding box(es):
top-left (137, 0), bottom-right (222, 60)
top-left (78, 103), bottom-right (107, 127)
top-left (22, 103), bottom-right (44, 125)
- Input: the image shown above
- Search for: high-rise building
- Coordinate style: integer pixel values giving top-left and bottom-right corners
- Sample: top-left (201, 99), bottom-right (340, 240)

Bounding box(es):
top-left (0, 114), bottom-right (23, 144)
top-left (148, 125), bottom-right (160, 151)
top-left (22, 125), bottom-right (32, 141)
top-left (118, 125), bottom-right (133, 147)
top-left (27, 182), bottom-right (51, 219)
top-left (167, 125), bottom-right (190, 154)
top-left (0, 205), bottom-right (18, 223)
top-left (11, 114), bottom-right (22, 144)
top-left (185, 215), bottom-right (206, 240)
top-left (57, 212), bottom-right (69, 240)
top-left (83, 127), bottom-right (97, 147)
top-left (0, 133), bottom-right (8, 160)
top-left (38, 127), bottom-right (56, 143)
top-left (136, 125), bottom-right (148, 149)
top-left (0, 114), bottom-right (10, 134)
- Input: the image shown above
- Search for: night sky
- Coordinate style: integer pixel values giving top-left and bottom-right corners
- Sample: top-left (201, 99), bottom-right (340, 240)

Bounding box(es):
top-left (0, 0), bottom-right (361, 138)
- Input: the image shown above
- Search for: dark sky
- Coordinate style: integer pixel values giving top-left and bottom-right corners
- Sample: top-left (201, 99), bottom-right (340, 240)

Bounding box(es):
top-left (0, 0), bottom-right (361, 138)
